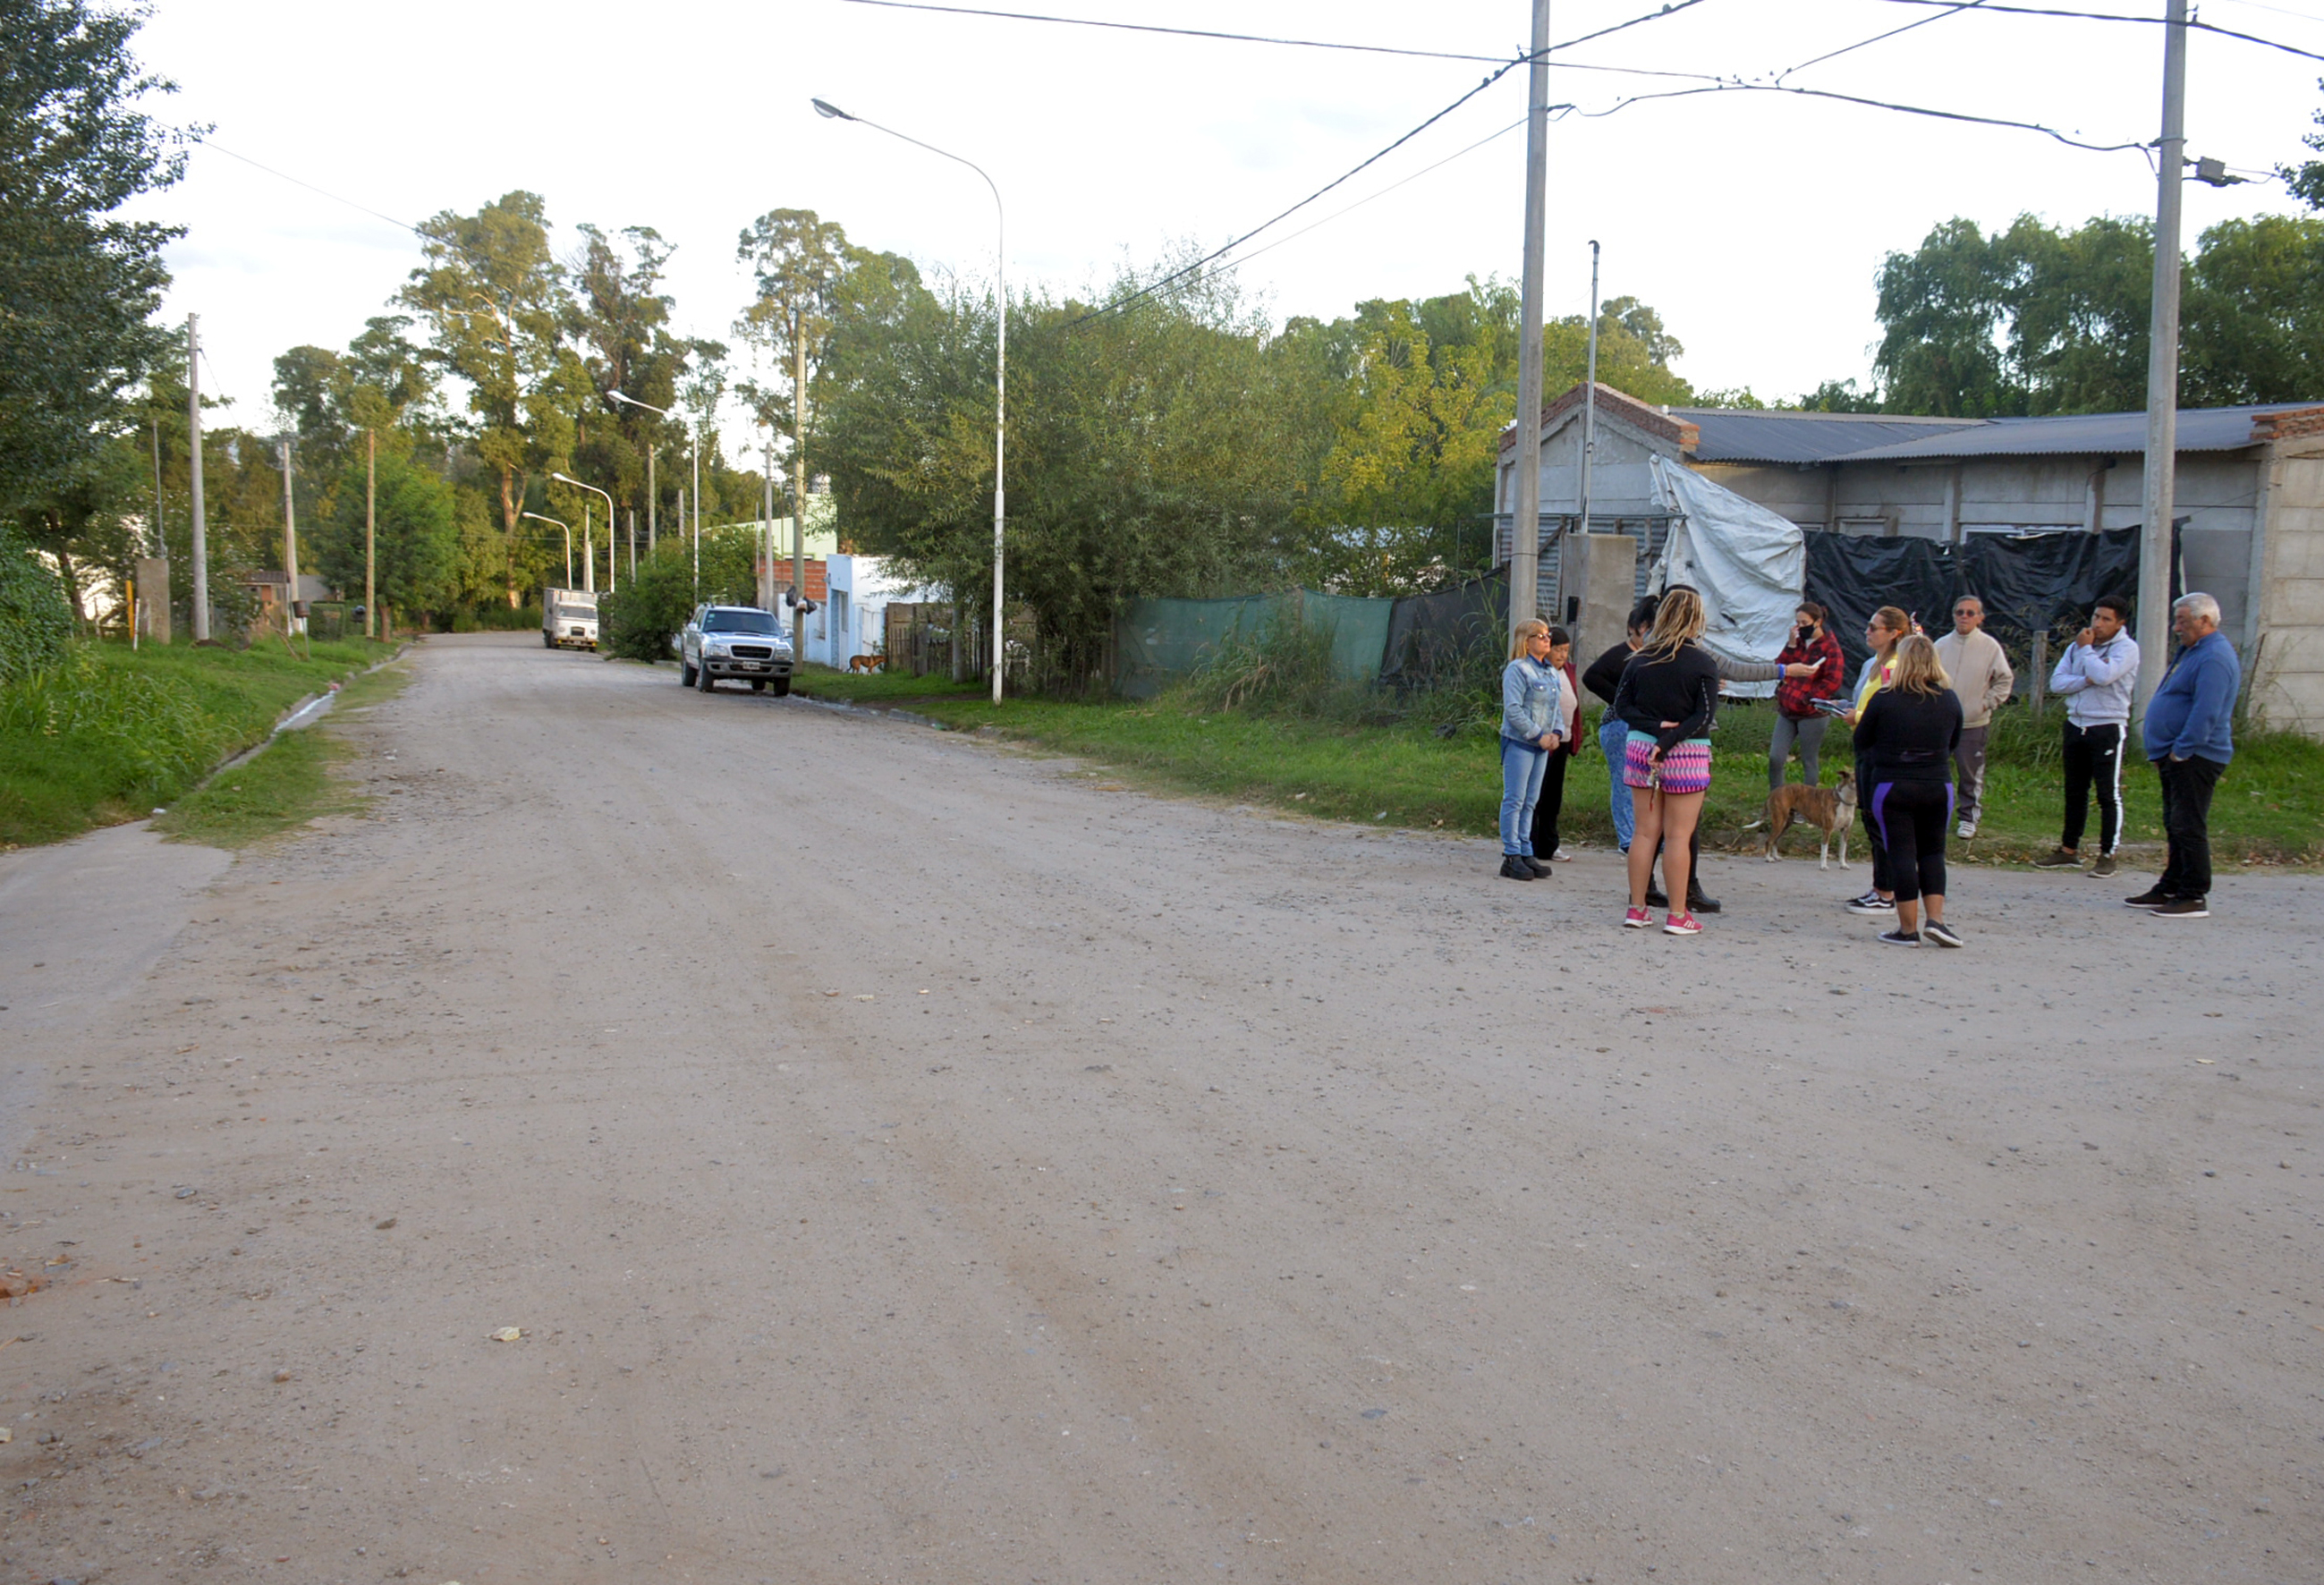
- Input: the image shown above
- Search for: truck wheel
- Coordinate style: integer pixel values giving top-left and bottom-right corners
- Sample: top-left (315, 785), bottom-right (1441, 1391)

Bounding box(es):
top-left (679, 658), bottom-right (696, 686)
top-left (749, 678), bottom-right (767, 692)
top-left (542, 633), bottom-right (554, 648)
top-left (696, 659), bottom-right (716, 692)
top-left (770, 678), bottom-right (792, 698)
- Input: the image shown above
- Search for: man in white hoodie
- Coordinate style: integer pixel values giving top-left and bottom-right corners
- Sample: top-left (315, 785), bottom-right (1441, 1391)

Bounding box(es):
top-left (2033, 594), bottom-right (2140, 878)
top-left (1933, 596), bottom-right (2014, 838)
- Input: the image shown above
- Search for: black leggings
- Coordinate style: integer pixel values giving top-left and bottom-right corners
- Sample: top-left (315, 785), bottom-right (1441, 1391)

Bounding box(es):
top-left (1529, 750), bottom-right (1571, 857)
top-left (1857, 754), bottom-right (1890, 893)
top-left (1869, 779), bottom-right (1953, 903)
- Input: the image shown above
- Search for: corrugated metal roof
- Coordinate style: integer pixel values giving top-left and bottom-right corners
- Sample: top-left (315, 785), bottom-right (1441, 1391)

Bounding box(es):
top-left (1822, 403), bottom-right (2321, 462)
top-left (1673, 409), bottom-right (1984, 464)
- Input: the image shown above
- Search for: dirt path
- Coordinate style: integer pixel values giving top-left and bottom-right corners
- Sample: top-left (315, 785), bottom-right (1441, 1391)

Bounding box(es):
top-left (3, 631), bottom-right (2317, 1584)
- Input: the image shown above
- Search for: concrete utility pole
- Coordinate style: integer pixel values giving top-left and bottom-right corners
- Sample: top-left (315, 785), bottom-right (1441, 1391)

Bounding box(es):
top-left (647, 445), bottom-right (657, 555)
top-left (279, 437), bottom-right (301, 636)
top-left (628, 509), bottom-right (637, 580)
top-left (149, 420), bottom-right (164, 557)
top-left (1579, 238), bottom-right (1602, 557)
top-left (762, 430), bottom-right (778, 614)
top-left (366, 429), bottom-right (377, 638)
top-left (187, 314), bottom-right (209, 642)
top-left (2136, 0), bottom-right (2190, 715)
top-left (1508, 0), bottom-right (1552, 629)
top-left (582, 504), bottom-right (595, 594)
top-left (793, 341), bottom-right (810, 656)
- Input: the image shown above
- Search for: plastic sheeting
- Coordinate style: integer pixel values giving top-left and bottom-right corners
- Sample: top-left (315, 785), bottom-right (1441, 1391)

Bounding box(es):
top-left (1646, 456), bottom-right (1807, 697)
top-left (1378, 573), bottom-right (1506, 688)
top-left (1804, 525), bottom-right (2144, 674)
top-left (1114, 589), bottom-right (1396, 698)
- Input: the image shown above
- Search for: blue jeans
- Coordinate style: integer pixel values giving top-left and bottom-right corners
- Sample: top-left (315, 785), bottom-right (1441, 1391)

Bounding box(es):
top-left (1599, 715), bottom-right (1634, 850)
top-left (1499, 738), bottom-right (1548, 855)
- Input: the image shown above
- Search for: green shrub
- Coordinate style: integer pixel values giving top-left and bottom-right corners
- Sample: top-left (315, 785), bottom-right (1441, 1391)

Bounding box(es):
top-left (600, 530), bottom-right (761, 662)
top-left (0, 649), bottom-right (228, 792)
top-left (0, 525), bottom-right (73, 684)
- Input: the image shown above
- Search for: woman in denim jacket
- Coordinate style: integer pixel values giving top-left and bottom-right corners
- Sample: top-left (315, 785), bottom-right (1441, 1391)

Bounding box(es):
top-left (1497, 618), bottom-right (1566, 881)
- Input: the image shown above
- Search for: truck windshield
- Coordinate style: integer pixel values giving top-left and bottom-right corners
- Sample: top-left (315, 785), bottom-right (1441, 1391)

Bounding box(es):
top-left (703, 610), bottom-right (779, 634)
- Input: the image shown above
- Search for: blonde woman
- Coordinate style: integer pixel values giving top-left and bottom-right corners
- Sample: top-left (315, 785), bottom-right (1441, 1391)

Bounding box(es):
top-left (1497, 618), bottom-right (1566, 881)
top-left (1843, 605), bottom-right (1912, 917)
top-left (1611, 589), bottom-right (1720, 934)
top-left (1854, 634), bottom-right (1965, 946)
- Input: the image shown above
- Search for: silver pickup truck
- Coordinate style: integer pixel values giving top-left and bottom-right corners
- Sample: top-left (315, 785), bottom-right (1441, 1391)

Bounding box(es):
top-left (676, 605), bottom-right (794, 695)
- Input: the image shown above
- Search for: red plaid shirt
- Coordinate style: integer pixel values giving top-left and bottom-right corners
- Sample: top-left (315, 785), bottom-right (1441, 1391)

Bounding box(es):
top-left (1775, 628), bottom-right (1845, 718)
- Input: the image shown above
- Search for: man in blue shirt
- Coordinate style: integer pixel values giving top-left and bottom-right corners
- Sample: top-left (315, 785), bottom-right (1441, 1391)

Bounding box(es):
top-left (2126, 592), bottom-right (2241, 919)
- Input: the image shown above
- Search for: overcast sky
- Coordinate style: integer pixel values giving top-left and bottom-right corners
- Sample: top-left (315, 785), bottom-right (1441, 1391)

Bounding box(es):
top-left (130, 0), bottom-right (2324, 452)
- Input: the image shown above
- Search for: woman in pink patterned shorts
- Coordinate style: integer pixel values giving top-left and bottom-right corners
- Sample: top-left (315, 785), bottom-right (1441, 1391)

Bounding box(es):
top-left (1611, 588), bottom-right (1723, 936)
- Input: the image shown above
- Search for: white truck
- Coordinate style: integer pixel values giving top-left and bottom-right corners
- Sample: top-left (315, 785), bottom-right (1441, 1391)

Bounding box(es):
top-left (543, 588), bottom-right (599, 650)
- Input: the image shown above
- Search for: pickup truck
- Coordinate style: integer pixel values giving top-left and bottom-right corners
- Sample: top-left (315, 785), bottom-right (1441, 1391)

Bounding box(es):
top-left (677, 605), bottom-right (793, 694)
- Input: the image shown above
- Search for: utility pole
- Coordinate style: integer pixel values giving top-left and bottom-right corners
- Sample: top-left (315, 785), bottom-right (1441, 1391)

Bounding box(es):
top-left (2137, 0), bottom-right (2190, 716)
top-left (149, 419), bottom-right (164, 558)
top-left (187, 314), bottom-right (209, 642)
top-left (763, 430), bottom-right (778, 614)
top-left (647, 445), bottom-right (657, 555)
top-left (793, 341), bottom-right (810, 657)
top-left (582, 504), bottom-right (595, 594)
top-left (365, 429), bottom-right (377, 639)
top-left (1579, 238), bottom-right (1602, 554)
top-left (692, 430), bottom-right (702, 600)
top-left (628, 509), bottom-right (637, 580)
top-left (279, 437), bottom-right (301, 637)
top-left (1508, 0), bottom-right (1552, 630)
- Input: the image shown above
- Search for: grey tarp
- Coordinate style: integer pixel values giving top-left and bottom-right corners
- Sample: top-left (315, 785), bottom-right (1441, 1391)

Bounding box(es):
top-left (1646, 456), bottom-right (1807, 696)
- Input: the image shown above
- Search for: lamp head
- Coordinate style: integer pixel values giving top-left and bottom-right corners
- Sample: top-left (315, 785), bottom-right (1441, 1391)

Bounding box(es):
top-left (812, 98), bottom-right (853, 121)
top-left (609, 391), bottom-right (637, 407)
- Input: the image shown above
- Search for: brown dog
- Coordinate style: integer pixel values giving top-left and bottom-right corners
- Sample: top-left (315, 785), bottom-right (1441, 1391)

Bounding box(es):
top-left (847, 652), bottom-right (886, 674)
top-left (1746, 772), bottom-right (1858, 869)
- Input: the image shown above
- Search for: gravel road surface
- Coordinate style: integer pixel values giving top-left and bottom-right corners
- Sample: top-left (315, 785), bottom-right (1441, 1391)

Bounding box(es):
top-left (1, 631), bottom-right (2316, 1584)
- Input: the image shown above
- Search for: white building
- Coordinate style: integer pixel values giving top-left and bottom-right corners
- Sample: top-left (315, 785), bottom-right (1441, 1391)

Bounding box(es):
top-left (803, 555), bottom-right (935, 669)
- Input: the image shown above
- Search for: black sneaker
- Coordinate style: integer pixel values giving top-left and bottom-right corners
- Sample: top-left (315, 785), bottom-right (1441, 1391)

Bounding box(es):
top-left (1522, 856), bottom-right (1553, 878)
top-left (2123, 887), bottom-right (2171, 909)
top-left (2152, 896), bottom-right (2209, 918)
top-left (1499, 855), bottom-right (1536, 881)
top-left (1878, 928), bottom-right (1922, 947)
top-left (1845, 888), bottom-right (1880, 909)
top-left (1922, 920), bottom-right (1965, 948)
top-left (1846, 894), bottom-right (1896, 916)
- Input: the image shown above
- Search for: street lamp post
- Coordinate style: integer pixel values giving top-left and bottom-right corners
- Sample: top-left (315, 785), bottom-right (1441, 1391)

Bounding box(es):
top-left (814, 96), bottom-right (1007, 704)
top-left (522, 511), bottom-right (573, 587)
top-left (610, 392), bottom-right (701, 601)
top-left (554, 472), bottom-right (618, 595)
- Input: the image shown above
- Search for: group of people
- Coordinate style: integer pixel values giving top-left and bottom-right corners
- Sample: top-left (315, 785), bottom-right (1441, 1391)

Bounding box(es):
top-left (1496, 583), bottom-right (2244, 939)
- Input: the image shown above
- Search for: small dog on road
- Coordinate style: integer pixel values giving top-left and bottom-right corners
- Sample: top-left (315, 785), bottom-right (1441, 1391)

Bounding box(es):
top-left (847, 653), bottom-right (886, 674)
top-left (1745, 772), bottom-right (1858, 869)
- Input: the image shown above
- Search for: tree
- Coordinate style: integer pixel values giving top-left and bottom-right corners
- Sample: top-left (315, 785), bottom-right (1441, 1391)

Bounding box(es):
top-left (2182, 215), bottom-right (2324, 406)
top-left (0, 0), bottom-right (186, 516)
top-left (735, 209), bottom-right (858, 527)
top-left (1871, 217), bottom-right (2020, 417)
top-left (319, 440), bottom-right (456, 623)
top-left (397, 191), bottom-right (571, 600)
top-left (2280, 81), bottom-right (2324, 210)
top-left (565, 224), bottom-right (691, 533)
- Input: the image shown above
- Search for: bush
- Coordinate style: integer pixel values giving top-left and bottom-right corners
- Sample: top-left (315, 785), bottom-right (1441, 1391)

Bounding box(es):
top-left (599, 530), bottom-right (761, 662)
top-left (0, 525), bottom-right (73, 684)
top-left (0, 649), bottom-right (227, 792)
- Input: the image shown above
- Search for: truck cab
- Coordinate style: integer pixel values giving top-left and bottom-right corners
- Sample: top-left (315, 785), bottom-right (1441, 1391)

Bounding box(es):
top-left (544, 588), bottom-right (599, 650)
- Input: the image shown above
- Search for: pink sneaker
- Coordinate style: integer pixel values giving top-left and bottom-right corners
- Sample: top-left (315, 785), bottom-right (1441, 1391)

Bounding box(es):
top-left (1623, 906), bottom-right (1652, 929)
top-left (1663, 911), bottom-right (1703, 936)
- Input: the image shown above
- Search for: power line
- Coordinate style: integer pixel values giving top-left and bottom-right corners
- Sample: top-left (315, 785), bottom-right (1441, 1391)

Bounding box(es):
top-left (1879, 0), bottom-right (2324, 64)
top-left (1775, 0), bottom-right (1994, 81)
top-left (1066, 0), bottom-right (1726, 326)
top-left (1572, 79), bottom-right (2151, 157)
top-left (190, 133), bottom-right (431, 242)
top-left (835, 0), bottom-right (1509, 64)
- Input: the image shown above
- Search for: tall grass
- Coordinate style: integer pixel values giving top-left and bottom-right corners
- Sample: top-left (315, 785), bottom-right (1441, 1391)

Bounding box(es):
top-left (0, 652), bottom-right (229, 793)
top-left (1175, 603), bottom-right (1504, 735)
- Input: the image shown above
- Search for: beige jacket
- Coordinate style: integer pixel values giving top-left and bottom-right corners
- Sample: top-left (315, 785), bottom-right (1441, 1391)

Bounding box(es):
top-left (1936, 628), bottom-right (2014, 727)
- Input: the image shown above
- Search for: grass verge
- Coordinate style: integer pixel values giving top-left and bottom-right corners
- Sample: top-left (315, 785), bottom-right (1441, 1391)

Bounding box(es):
top-left (788, 665), bottom-right (989, 705)
top-left (0, 636), bottom-right (400, 850)
top-left (153, 658), bottom-right (412, 848)
top-left (850, 674), bottom-right (2324, 869)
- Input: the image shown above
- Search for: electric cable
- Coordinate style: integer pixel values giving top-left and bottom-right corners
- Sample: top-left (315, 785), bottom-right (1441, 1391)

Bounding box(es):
top-left (1065, 0), bottom-right (1724, 326)
top-left (1775, 0), bottom-right (1993, 81)
top-left (1878, 0), bottom-right (2324, 64)
top-left (189, 133), bottom-right (431, 242)
top-left (1568, 79), bottom-right (2150, 157)
top-left (835, 0), bottom-right (1509, 64)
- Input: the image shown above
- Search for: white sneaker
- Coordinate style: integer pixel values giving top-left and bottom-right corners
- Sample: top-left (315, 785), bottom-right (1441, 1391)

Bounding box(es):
top-left (1956, 819), bottom-right (1977, 839)
top-left (1551, 847), bottom-right (1573, 862)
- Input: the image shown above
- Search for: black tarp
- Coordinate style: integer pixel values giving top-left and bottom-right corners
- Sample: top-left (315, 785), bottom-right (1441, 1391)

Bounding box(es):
top-left (1378, 572), bottom-right (1507, 686)
top-left (1805, 526), bottom-right (2146, 674)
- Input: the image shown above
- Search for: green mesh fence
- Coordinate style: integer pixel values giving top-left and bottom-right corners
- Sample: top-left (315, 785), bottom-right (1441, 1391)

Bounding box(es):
top-left (1114, 589), bottom-right (1396, 698)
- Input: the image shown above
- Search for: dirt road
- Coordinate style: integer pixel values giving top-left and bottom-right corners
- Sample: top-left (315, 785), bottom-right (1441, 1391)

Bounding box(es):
top-left (2, 631), bottom-right (2317, 1584)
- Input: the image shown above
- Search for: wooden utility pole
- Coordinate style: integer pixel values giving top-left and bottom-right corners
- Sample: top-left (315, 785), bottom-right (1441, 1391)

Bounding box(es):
top-left (279, 437), bottom-right (301, 640)
top-left (188, 315), bottom-right (209, 641)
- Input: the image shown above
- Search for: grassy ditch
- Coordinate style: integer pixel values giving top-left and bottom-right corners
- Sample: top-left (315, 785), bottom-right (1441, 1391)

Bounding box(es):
top-left (0, 636), bottom-right (400, 850)
top-left (152, 659), bottom-right (412, 848)
top-left (809, 663), bottom-right (2324, 869)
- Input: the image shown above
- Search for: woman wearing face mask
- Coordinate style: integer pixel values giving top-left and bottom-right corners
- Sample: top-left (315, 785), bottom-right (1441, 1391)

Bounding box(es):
top-left (1497, 618), bottom-right (1566, 881)
top-left (1770, 601), bottom-right (1845, 788)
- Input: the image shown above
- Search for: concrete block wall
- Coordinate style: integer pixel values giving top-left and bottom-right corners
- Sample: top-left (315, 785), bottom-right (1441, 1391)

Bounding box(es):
top-left (2253, 454), bottom-right (2324, 734)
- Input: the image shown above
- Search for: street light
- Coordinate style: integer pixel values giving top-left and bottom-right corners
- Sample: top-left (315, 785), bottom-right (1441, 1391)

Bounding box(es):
top-left (609, 391), bottom-right (701, 600)
top-left (553, 471), bottom-right (617, 595)
top-left (522, 511), bottom-right (572, 587)
top-left (814, 96), bottom-right (1008, 704)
